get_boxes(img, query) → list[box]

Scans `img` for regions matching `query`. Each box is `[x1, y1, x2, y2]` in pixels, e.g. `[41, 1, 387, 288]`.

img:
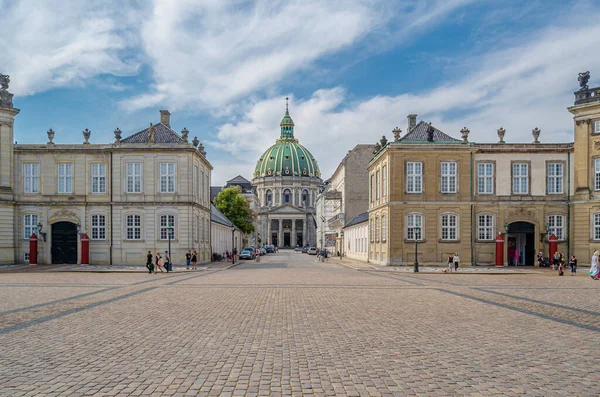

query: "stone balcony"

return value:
[574, 86, 600, 105]
[327, 212, 345, 227]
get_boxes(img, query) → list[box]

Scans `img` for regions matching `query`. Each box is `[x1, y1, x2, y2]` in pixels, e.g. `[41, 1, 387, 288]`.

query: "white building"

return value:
[210, 204, 243, 257]
[342, 212, 369, 261]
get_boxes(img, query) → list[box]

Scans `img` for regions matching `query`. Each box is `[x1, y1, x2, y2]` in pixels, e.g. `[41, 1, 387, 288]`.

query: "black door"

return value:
[52, 222, 78, 264]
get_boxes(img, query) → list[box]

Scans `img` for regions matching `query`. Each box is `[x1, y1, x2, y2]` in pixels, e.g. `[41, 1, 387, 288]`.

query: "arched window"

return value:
[302, 189, 309, 205]
[381, 215, 386, 242]
[283, 189, 291, 203]
[265, 189, 273, 205]
[375, 217, 380, 242]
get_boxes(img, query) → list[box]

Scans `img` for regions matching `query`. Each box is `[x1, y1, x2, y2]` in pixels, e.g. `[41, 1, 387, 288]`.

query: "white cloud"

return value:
[208, 17, 600, 184]
[0, 0, 141, 95]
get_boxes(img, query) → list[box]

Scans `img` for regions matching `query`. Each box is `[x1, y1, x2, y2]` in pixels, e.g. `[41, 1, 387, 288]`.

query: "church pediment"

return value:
[267, 204, 307, 214]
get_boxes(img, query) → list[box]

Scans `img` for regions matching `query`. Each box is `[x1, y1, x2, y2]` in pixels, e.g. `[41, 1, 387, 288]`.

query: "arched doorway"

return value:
[506, 221, 535, 266]
[52, 222, 78, 264]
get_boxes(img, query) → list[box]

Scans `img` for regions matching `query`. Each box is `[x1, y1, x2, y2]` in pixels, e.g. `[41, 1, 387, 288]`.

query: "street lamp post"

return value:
[231, 226, 235, 265]
[167, 222, 174, 271]
[413, 219, 421, 273]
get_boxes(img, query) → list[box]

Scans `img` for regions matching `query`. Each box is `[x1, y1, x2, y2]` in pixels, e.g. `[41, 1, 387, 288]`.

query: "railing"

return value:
[327, 212, 345, 225]
[574, 86, 600, 105]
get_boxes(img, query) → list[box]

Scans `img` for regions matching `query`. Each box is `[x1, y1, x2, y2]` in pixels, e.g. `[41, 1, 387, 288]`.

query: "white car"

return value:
[307, 247, 318, 255]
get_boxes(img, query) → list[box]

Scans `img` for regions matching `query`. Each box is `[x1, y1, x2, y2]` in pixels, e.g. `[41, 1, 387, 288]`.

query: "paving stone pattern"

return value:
[1, 253, 599, 396]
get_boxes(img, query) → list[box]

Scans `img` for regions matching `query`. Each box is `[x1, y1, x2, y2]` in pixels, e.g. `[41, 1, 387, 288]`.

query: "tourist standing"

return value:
[164, 251, 172, 272]
[185, 251, 191, 270]
[552, 251, 560, 270]
[146, 251, 154, 274]
[569, 255, 577, 276]
[447, 255, 453, 272]
[537, 251, 544, 267]
[590, 251, 599, 280]
[191, 251, 197, 269]
[453, 253, 460, 271]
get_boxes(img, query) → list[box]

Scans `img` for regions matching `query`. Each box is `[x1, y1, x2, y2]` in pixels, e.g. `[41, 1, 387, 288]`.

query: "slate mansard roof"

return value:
[343, 212, 369, 228]
[211, 203, 238, 229]
[398, 121, 461, 143]
[121, 122, 185, 144]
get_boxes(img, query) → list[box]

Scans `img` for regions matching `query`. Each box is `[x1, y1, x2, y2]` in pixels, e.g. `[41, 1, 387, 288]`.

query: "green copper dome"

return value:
[254, 102, 321, 179]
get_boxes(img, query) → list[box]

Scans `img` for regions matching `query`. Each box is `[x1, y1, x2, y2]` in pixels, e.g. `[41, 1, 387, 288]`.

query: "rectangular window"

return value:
[126, 163, 142, 193]
[595, 214, 600, 240]
[160, 215, 175, 240]
[57, 163, 73, 193]
[595, 159, 600, 191]
[382, 165, 387, 197]
[205, 175, 209, 202]
[547, 215, 564, 240]
[441, 162, 457, 193]
[370, 219, 374, 242]
[24, 252, 30, 262]
[512, 163, 529, 194]
[375, 218, 379, 241]
[477, 215, 494, 241]
[24, 163, 39, 193]
[196, 215, 200, 242]
[376, 170, 380, 200]
[194, 166, 199, 199]
[381, 215, 386, 242]
[406, 214, 422, 240]
[477, 163, 493, 194]
[370, 174, 375, 203]
[126, 215, 141, 240]
[160, 163, 176, 193]
[547, 163, 563, 194]
[595, 120, 600, 134]
[91, 163, 106, 194]
[406, 162, 423, 193]
[24, 214, 38, 239]
[91, 214, 106, 240]
[441, 214, 457, 240]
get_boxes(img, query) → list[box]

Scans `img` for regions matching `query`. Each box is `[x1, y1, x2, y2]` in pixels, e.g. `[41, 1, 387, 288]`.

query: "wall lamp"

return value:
[37, 223, 47, 242]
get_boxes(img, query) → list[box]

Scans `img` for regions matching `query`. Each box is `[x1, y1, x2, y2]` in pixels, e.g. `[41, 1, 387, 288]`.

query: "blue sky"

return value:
[1, 0, 599, 184]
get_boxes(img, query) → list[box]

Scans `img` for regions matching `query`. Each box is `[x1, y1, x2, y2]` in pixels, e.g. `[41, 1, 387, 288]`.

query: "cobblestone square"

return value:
[1, 253, 599, 396]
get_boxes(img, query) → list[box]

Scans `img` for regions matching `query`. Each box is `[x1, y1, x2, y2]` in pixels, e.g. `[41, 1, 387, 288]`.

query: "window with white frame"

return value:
[91, 163, 106, 193]
[160, 163, 176, 193]
[194, 165, 198, 199]
[595, 159, 600, 191]
[441, 162, 457, 193]
[91, 214, 106, 240]
[477, 214, 494, 241]
[126, 163, 142, 193]
[57, 163, 73, 193]
[512, 163, 529, 194]
[375, 217, 379, 241]
[376, 170, 380, 200]
[382, 165, 387, 197]
[126, 214, 141, 240]
[595, 214, 600, 240]
[24, 214, 38, 239]
[24, 163, 39, 193]
[547, 215, 565, 240]
[205, 175, 209, 201]
[371, 174, 375, 202]
[381, 215, 387, 242]
[406, 162, 423, 193]
[595, 120, 600, 134]
[160, 215, 175, 240]
[406, 214, 422, 240]
[441, 214, 458, 240]
[547, 163, 563, 194]
[477, 163, 493, 194]
[24, 252, 30, 262]
[199, 170, 204, 199]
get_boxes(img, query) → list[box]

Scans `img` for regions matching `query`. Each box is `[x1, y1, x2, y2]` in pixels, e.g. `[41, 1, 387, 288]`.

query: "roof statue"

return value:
[0, 73, 14, 109]
[578, 71, 590, 90]
[0, 74, 9, 90]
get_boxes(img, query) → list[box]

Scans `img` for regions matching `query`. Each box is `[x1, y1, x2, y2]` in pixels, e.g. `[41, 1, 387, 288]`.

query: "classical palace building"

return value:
[368, 73, 600, 266]
[253, 101, 321, 248]
[0, 76, 212, 265]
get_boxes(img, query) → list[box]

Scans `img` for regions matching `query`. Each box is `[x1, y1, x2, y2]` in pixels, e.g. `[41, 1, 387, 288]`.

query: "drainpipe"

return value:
[567, 147, 571, 260]
[470, 150, 475, 266]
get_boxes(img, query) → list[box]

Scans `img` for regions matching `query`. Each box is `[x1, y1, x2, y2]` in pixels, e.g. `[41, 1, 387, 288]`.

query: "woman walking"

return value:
[447, 255, 453, 273]
[453, 253, 460, 271]
[552, 251, 560, 271]
[185, 251, 191, 270]
[146, 250, 154, 274]
[590, 250, 599, 280]
[191, 251, 197, 270]
[155, 252, 165, 273]
[569, 255, 577, 276]
[164, 251, 171, 272]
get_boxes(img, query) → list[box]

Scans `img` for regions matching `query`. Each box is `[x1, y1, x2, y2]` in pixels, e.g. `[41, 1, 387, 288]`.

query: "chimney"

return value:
[160, 110, 171, 127]
[407, 114, 417, 132]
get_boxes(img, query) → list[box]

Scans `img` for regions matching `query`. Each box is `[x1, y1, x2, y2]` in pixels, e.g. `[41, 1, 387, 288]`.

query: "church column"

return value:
[302, 218, 307, 246]
[292, 219, 296, 247]
[278, 219, 283, 248]
[266, 216, 271, 245]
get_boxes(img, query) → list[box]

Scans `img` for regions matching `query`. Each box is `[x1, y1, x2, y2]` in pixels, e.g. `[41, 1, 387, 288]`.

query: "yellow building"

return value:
[368, 72, 600, 266]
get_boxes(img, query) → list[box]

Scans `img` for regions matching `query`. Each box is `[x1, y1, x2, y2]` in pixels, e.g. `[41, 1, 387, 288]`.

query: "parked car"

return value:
[307, 247, 318, 255]
[265, 245, 275, 253]
[301, 247, 308, 253]
[258, 248, 266, 256]
[294, 247, 303, 252]
[239, 248, 255, 260]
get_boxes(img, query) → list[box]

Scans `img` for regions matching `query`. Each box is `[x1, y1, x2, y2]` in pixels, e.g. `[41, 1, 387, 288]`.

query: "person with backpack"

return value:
[146, 251, 154, 274]
[155, 252, 165, 273]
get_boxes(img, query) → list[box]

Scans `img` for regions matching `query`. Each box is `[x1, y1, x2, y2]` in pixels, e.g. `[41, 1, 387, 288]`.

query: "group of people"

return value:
[537, 251, 578, 276]
[144, 250, 199, 274]
[446, 253, 460, 272]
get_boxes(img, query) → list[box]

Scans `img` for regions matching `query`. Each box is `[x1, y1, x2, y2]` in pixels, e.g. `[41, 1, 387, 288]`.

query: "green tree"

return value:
[214, 186, 255, 234]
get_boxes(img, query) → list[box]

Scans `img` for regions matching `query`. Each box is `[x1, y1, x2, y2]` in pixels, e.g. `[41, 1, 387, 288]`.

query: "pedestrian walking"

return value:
[185, 251, 191, 270]
[590, 250, 599, 280]
[552, 251, 560, 270]
[164, 251, 172, 272]
[569, 255, 577, 276]
[447, 255, 453, 272]
[537, 251, 544, 267]
[226, 250, 230, 262]
[155, 252, 165, 273]
[191, 251, 197, 269]
[146, 250, 154, 274]
[453, 253, 460, 271]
